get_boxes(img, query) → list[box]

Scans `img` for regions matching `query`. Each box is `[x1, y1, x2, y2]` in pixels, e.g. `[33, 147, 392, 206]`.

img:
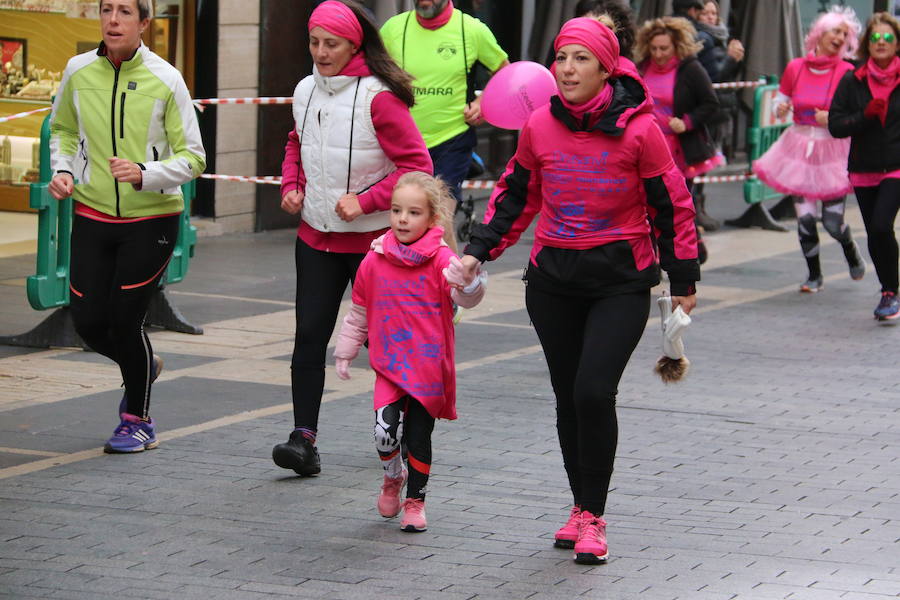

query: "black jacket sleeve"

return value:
[643, 169, 701, 296]
[682, 60, 720, 128]
[696, 31, 721, 82]
[828, 70, 877, 139]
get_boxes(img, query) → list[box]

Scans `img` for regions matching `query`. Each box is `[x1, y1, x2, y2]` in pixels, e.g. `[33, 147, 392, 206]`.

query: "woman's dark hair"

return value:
[338, 0, 416, 107]
[858, 11, 900, 62]
[573, 0, 637, 60]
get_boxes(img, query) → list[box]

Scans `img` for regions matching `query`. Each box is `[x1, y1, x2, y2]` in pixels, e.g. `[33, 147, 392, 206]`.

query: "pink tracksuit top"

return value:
[465, 72, 700, 297]
[352, 228, 459, 420]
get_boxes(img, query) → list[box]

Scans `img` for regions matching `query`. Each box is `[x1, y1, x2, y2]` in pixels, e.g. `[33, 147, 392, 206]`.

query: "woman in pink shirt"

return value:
[830, 12, 900, 321]
[271, 0, 432, 477]
[754, 7, 866, 294]
[458, 17, 699, 565]
[635, 17, 722, 263]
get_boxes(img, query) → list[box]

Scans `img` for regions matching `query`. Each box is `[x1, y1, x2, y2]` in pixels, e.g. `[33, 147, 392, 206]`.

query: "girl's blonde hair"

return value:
[633, 17, 703, 65]
[595, 13, 618, 32]
[394, 171, 453, 228]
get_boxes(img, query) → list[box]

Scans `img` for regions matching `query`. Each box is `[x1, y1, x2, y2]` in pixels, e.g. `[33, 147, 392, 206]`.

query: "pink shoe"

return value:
[554, 505, 582, 549]
[400, 498, 427, 532]
[377, 468, 407, 518]
[574, 510, 608, 564]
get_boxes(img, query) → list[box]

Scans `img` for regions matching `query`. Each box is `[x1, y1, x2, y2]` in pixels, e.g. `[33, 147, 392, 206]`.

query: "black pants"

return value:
[526, 285, 650, 516]
[793, 196, 854, 279]
[855, 180, 900, 294]
[291, 237, 365, 429]
[375, 395, 435, 500]
[429, 127, 476, 205]
[69, 214, 179, 419]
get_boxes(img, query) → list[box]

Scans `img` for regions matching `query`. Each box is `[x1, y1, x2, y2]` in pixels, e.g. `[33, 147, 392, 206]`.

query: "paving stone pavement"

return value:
[0, 184, 898, 599]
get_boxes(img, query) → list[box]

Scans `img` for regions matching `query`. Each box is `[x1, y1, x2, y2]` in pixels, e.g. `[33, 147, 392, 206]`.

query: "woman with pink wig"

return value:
[754, 6, 866, 294]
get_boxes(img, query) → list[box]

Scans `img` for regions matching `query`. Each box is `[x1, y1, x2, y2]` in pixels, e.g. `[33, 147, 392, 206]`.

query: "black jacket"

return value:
[649, 56, 720, 166]
[675, 13, 720, 80]
[829, 65, 900, 174]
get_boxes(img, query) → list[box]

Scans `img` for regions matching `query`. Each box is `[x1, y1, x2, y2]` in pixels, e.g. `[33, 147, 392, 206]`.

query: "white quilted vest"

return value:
[292, 67, 394, 233]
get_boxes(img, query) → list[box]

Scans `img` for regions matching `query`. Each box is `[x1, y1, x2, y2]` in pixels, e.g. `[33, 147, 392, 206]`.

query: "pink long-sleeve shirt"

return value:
[341, 227, 483, 419]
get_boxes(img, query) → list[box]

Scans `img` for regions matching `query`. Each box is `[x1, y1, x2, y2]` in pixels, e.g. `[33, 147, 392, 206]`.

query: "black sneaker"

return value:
[845, 241, 866, 281]
[272, 430, 321, 476]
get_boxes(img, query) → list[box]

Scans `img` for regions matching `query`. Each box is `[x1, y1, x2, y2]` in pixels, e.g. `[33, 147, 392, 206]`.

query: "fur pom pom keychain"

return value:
[654, 294, 692, 383]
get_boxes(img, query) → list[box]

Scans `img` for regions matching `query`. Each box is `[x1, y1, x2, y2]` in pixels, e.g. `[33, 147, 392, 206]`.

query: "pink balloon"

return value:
[480, 61, 557, 130]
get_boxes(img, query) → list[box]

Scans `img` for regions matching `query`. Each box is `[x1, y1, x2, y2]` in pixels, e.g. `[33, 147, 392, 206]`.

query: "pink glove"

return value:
[443, 256, 475, 288]
[334, 303, 367, 380]
[335, 358, 352, 380]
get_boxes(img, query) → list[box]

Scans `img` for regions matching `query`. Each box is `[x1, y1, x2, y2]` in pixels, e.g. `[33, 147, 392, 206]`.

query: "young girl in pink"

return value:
[333, 172, 486, 532]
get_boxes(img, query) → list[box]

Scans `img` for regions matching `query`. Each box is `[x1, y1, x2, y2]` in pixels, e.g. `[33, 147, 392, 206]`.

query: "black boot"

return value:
[693, 189, 720, 232]
[696, 226, 708, 265]
[272, 430, 321, 476]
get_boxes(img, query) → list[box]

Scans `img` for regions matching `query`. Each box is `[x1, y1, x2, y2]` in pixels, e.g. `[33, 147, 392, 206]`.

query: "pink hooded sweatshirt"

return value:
[334, 227, 484, 419]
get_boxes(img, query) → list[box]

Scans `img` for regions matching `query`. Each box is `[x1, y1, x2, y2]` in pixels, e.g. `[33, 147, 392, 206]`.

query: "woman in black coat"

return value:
[829, 12, 900, 322]
[636, 17, 721, 263]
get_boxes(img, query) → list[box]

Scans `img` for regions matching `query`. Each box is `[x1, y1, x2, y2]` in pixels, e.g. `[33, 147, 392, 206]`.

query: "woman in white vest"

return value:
[272, 0, 432, 476]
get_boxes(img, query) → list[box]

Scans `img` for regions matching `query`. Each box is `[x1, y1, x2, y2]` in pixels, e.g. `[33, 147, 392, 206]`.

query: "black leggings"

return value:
[69, 214, 179, 419]
[855, 180, 900, 294]
[374, 395, 435, 500]
[794, 196, 855, 279]
[291, 237, 365, 429]
[526, 284, 650, 516]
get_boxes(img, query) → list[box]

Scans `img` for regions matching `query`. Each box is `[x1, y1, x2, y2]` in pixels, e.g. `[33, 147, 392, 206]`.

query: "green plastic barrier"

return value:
[164, 178, 198, 285]
[724, 75, 791, 231]
[743, 75, 791, 206]
[26, 112, 199, 311]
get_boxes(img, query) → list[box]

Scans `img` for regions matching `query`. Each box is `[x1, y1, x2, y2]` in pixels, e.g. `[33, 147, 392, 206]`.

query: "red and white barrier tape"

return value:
[2, 84, 765, 123]
[200, 174, 282, 185]
[201, 173, 753, 187]
[711, 80, 766, 90]
[692, 173, 752, 184]
[0, 106, 52, 124]
[193, 97, 293, 106]
[461, 180, 495, 190]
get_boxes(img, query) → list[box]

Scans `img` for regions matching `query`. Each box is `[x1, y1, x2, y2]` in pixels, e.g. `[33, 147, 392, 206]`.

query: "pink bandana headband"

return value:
[554, 17, 620, 74]
[308, 0, 363, 48]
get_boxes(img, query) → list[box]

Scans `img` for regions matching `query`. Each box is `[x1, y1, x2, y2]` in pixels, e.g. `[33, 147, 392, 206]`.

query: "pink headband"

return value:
[554, 17, 620, 74]
[308, 1, 363, 48]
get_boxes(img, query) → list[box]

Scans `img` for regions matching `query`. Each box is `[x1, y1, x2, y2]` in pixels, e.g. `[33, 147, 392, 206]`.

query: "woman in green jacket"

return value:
[48, 0, 205, 453]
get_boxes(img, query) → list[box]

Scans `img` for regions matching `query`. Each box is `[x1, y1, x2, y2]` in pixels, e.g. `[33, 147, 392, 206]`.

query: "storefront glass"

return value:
[0, 1, 195, 210]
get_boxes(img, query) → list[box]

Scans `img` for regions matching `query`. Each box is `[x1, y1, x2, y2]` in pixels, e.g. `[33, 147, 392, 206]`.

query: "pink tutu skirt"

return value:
[664, 134, 726, 180]
[685, 152, 726, 179]
[753, 125, 852, 199]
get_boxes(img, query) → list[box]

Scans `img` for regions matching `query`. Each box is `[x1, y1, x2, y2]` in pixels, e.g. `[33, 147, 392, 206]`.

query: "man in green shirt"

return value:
[382, 0, 509, 251]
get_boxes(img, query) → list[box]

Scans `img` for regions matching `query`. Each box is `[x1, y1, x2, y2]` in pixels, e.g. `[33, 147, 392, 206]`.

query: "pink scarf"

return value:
[337, 51, 371, 77]
[646, 55, 679, 75]
[308, 0, 363, 47]
[866, 56, 900, 124]
[803, 51, 842, 71]
[416, 0, 454, 30]
[558, 82, 614, 122]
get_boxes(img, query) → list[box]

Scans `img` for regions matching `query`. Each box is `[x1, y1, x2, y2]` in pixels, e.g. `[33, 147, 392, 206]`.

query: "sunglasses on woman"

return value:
[870, 32, 896, 43]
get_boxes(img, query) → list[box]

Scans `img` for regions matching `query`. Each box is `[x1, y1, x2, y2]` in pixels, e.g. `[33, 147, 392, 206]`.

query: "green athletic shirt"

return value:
[381, 10, 508, 148]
